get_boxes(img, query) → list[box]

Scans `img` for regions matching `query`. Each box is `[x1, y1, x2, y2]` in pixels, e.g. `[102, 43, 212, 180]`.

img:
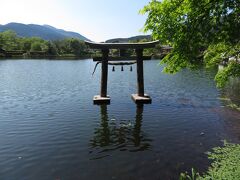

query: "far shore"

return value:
[0, 55, 92, 60]
[0, 55, 165, 60]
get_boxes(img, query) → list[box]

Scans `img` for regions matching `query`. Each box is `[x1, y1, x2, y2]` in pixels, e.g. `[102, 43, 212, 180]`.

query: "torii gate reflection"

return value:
[89, 105, 152, 159]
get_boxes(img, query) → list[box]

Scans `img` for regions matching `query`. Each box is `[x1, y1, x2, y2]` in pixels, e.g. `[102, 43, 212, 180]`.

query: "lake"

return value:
[0, 59, 239, 180]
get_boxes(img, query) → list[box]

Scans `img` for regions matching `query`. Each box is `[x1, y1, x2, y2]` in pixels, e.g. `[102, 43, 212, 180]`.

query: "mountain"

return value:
[0, 23, 90, 41]
[105, 35, 151, 43]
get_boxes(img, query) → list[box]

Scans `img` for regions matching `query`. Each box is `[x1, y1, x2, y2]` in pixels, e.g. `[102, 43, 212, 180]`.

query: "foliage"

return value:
[45, 41, 58, 56]
[204, 42, 240, 87]
[180, 142, 240, 180]
[215, 61, 240, 87]
[53, 38, 88, 56]
[31, 41, 43, 51]
[141, 0, 240, 86]
[69, 38, 87, 56]
[180, 168, 201, 180]
[0, 30, 88, 57]
[0, 30, 20, 50]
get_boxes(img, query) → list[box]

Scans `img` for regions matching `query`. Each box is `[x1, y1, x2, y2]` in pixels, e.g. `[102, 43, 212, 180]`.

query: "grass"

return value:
[180, 142, 240, 180]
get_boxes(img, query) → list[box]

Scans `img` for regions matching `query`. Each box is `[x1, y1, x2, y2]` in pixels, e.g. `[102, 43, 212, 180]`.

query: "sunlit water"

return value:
[0, 59, 239, 180]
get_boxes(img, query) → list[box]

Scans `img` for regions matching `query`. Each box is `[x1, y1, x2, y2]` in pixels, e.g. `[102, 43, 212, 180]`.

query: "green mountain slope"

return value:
[0, 23, 90, 41]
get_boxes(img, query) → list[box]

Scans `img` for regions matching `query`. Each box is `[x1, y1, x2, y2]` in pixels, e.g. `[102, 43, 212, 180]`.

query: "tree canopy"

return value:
[141, 0, 240, 87]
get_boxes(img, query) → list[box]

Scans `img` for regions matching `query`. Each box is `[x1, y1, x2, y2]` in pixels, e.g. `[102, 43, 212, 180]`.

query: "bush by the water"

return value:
[180, 142, 240, 180]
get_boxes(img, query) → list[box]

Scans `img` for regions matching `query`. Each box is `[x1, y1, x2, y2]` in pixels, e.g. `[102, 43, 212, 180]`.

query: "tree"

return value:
[44, 41, 58, 56]
[30, 41, 42, 51]
[28, 37, 47, 52]
[54, 39, 72, 54]
[20, 38, 32, 51]
[69, 38, 87, 56]
[0, 30, 20, 50]
[140, 0, 240, 87]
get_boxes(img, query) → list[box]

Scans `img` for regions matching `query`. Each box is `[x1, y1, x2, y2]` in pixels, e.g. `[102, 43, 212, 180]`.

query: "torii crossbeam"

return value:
[85, 40, 159, 105]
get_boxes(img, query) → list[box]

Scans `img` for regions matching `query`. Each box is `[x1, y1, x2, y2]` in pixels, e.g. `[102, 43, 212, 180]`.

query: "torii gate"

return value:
[85, 40, 159, 105]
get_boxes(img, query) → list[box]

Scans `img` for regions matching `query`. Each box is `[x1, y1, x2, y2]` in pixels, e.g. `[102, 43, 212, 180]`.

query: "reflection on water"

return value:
[90, 105, 151, 159]
[222, 78, 240, 106]
[217, 78, 240, 141]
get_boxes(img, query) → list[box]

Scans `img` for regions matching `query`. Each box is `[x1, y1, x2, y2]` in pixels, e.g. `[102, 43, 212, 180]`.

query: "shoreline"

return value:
[0, 55, 92, 60]
[0, 55, 164, 60]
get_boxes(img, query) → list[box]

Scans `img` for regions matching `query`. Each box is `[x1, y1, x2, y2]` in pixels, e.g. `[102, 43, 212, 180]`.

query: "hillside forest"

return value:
[0, 30, 89, 58]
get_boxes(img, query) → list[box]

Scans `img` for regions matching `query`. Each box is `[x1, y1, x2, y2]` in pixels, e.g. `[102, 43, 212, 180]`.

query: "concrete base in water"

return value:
[131, 94, 152, 104]
[93, 95, 110, 105]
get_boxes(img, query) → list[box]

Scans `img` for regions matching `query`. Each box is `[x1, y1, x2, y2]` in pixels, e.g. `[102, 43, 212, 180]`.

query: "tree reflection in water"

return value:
[218, 78, 240, 142]
[222, 78, 240, 106]
[89, 105, 152, 159]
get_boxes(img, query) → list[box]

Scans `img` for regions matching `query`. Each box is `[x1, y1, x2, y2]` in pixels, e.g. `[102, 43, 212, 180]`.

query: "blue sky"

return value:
[0, 0, 151, 41]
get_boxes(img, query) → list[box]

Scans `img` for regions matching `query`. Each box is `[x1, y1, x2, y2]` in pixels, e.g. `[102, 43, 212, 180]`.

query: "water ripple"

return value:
[0, 60, 239, 180]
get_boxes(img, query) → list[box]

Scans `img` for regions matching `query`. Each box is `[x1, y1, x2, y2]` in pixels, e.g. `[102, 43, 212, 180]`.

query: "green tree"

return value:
[69, 38, 87, 56]
[20, 38, 32, 51]
[0, 33, 3, 49]
[45, 41, 58, 55]
[30, 41, 42, 51]
[0, 30, 20, 50]
[141, 0, 240, 87]
[53, 39, 72, 54]
[28, 37, 46, 52]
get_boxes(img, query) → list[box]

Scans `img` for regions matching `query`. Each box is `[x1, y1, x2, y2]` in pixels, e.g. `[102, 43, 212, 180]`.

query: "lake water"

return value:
[0, 59, 239, 180]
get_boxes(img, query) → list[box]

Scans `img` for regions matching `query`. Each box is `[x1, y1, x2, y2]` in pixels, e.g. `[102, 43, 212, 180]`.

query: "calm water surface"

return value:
[0, 59, 239, 180]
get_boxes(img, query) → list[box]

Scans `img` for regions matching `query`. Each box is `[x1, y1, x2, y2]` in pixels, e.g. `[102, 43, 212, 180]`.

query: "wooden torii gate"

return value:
[85, 40, 159, 104]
